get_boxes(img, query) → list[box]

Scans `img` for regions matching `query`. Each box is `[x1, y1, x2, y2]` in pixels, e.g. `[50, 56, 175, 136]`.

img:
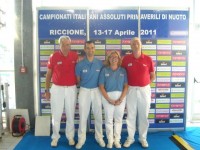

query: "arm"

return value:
[99, 84, 115, 105]
[150, 71, 156, 82]
[75, 61, 81, 86]
[115, 83, 128, 105]
[76, 76, 81, 86]
[45, 68, 52, 100]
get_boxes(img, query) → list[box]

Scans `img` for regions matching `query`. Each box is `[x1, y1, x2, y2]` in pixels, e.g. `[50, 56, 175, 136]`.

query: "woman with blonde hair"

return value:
[99, 51, 128, 149]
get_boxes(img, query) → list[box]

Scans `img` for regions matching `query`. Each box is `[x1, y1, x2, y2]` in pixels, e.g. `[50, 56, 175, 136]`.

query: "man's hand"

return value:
[45, 92, 51, 101]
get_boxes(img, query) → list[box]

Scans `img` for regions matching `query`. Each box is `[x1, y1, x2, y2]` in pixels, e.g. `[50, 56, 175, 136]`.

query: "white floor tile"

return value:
[0, 130, 22, 150]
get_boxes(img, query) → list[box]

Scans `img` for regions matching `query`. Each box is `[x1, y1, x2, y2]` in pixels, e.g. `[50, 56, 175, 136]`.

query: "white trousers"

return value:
[102, 91, 126, 143]
[78, 87, 103, 143]
[126, 85, 151, 142]
[50, 84, 77, 140]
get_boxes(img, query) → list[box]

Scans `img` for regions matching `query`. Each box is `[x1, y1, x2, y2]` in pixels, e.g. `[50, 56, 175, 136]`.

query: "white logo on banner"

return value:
[170, 109, 184, 113]
[171, 88, 185, 92]
[171, 98, 184, 103]
[172, 67, 186, 71]
[156, 109, 170, 113]
[170, 119, 183, 123]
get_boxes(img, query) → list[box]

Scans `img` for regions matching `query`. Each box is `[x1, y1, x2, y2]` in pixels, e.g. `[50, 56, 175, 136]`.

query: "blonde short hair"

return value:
[105, 51, 122, 67]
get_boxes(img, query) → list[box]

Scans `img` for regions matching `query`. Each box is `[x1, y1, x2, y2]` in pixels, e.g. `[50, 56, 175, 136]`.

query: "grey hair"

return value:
[58, 36, 71, 44]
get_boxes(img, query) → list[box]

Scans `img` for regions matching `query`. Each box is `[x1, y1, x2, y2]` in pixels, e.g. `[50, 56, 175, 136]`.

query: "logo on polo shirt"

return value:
[128, 63, 132, 66]
[83, 69, 88, 73]
[120, 73, 124, 76]
[57, 61, 62, 65]
[143, 64, 147, 67]
[105, 73, 109, 77]
[72, 61, 76, 63]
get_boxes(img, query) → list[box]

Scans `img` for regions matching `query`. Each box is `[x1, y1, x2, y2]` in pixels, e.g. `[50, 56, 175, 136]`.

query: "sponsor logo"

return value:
[151, 93, 155, 98]
[157, 61, 171, 66]
[172, 67, 186, 71]
[157, 78, 171, 82]
[172, 40, 187, 45]
[172, 45, 186, 50]
[157, 50, 171, 55]
[71, 39, 85, 44]
[171, 83, 185, 88]
[172, 56, 186, 61]
[171, 98, 184, 103]
[156, 93, 170, 98]
[171, 77, 185, 82]
[157, 45, 171, 50]
[172, 72, 185, 77]
[149, 109, 155, 113]
[170, 119, 183, 123]
[170, 109, 184, 113]
[172, 51, 186, 56]
[156, 83, 171, 87]
[171, 104, 184, 108]
[156, 88, 170, 93]
[151, 98, 156, 103]
[121, 39, 131, 44]
[156, 109, 170, 113]
[171, 88, 185, 93]
[156, 114, 169, 118]
[151, 103, 155, 109]
[170, 113, 183, 118]
[156, 104, 170, 109]
[148, 119, 155, 124]
[156, 98, 170, 103]
[155, 119, 169, 123]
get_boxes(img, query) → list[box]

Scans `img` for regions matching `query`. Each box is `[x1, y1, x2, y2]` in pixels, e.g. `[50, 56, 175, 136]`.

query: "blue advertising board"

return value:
[37, 8, 189, 130]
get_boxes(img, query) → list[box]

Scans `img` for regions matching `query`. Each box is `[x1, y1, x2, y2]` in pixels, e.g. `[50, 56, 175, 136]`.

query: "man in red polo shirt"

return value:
[45, 36, 78, 147]
[122, 37, 155, 148]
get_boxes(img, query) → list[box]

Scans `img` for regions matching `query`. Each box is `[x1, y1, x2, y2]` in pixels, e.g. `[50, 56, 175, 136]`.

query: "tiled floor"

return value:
[0, 130, 22, 150]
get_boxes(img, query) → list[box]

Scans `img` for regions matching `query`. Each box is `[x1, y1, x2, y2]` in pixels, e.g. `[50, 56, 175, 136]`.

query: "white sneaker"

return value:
[107, 142, 113, 149]
[51, 139, 58, 147]
[69, 139, 75, 146]
[75, 142, 84, 149]
[123, 139, 134, 148]
[114, 141, 121, 148]
[140, 140, 149, 148]
[97, 138, 105, 147]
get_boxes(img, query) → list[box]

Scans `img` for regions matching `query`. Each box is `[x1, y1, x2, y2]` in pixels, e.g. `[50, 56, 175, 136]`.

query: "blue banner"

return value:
[140, 10, 189, 38]
[37, 8, 189, 130]
[38, 10, 87, 38]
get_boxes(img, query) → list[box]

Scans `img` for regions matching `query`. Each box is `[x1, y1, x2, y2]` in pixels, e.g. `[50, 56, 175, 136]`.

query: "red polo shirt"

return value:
[47, 50, 78, 86]
[122, 53, 154, 87]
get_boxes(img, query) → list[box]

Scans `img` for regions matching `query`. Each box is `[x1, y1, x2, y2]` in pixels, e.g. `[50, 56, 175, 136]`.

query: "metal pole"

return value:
[0, 79, 2, 138]
[138, 6, 141, 39]
[4, 83, 9, 131]
[21, 0, 24, 67]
